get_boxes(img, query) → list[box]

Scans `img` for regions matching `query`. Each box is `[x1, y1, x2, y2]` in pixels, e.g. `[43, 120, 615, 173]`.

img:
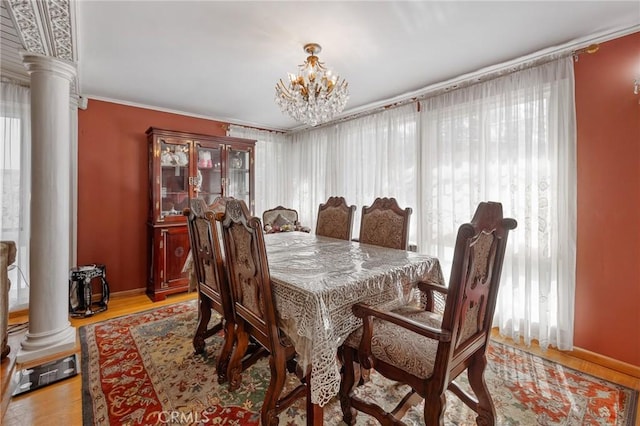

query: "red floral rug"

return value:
[81, 301, 638, 425]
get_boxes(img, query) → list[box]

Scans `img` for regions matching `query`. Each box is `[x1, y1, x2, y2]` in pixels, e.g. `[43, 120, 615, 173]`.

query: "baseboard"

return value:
[570, 346, 640, 380]
[8, 288, 149, 320]
[109, 288, 146, 298]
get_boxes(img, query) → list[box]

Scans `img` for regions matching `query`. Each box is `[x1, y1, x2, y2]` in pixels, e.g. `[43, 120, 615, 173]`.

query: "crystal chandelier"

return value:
[275, 43, 349, 126]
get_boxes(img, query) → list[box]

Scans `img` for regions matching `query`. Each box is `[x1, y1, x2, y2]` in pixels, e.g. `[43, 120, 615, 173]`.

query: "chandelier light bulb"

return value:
[275, 43, 349, 126]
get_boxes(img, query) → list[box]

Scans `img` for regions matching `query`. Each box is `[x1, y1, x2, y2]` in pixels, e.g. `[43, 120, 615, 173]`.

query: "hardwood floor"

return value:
[1, 291, 639, 425]
[1, 291, 196, 426]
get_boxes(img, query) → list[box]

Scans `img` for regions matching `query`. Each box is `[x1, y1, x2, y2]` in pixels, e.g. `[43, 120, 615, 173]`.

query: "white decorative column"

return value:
[17, 53, 77, 363]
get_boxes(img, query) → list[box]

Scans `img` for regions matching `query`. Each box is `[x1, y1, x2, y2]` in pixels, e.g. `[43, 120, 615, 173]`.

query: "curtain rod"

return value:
[287, 25, 638, 134]
[299, 47, 579, 132]
[227, 123, 287, 136]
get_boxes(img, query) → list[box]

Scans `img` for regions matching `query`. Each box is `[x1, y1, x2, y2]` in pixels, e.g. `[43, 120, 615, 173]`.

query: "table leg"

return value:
[306, 375, 324, 425]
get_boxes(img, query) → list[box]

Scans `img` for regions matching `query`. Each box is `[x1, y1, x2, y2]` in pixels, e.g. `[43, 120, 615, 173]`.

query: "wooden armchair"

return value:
[339, 201, 517, 425]
[358, 197, 412, 250]
[219, 199, 308, 425]
[315, 196, 357, 240]
[262, 206, 310, 233]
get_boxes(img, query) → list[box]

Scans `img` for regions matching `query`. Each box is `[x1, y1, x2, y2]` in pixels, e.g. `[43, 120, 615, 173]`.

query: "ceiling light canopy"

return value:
[275, 43, 349, 127]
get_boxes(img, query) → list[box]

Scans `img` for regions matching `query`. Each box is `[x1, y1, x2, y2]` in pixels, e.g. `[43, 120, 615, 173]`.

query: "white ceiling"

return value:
[5, 1, 640, 131]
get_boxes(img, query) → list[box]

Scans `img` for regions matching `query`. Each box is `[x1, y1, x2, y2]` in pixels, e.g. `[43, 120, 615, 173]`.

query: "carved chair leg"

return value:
[261, 352, 287, 426]
[227, 321, 250, 391]
[216, 320, 236, 384]
[193, 295, 213, 354]
[357, 366, 371, 386]
[467, 354, 496, 426]
[423, 391, 447, 426]
[339, 346, 357, 425]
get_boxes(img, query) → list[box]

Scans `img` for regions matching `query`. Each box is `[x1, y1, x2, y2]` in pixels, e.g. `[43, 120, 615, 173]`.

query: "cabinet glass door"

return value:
[195, 143, 223, 205]
[160, 140, 189, 218]
[227, 148, 251, 209]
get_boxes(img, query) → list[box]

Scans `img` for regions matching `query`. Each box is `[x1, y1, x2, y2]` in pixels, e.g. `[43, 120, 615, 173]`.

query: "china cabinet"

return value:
[146, 127, 255, 301]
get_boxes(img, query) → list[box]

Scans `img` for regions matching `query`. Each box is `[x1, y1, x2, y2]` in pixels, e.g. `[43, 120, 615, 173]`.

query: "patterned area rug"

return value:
[81, 301, 638, 425]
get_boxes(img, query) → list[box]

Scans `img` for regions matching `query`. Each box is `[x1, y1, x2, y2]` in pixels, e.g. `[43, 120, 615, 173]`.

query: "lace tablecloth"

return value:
[264, 232, 444, 406]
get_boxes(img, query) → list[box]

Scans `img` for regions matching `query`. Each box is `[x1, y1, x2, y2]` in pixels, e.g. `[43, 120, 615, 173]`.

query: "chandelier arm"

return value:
[276, 80, 294, 98]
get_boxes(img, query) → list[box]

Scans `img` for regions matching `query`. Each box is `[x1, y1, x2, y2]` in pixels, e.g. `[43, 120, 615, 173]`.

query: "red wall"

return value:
[77, 101, 227, 294]
[574, 31, 640, 367]
[77, 31, 640, 366]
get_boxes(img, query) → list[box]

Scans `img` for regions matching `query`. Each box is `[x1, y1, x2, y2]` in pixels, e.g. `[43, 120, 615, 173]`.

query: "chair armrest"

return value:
[352, 302, 451, 343]
[418, 281, 448, 313]
[418, 281, 448, 295]
[352, 302, 451, 370]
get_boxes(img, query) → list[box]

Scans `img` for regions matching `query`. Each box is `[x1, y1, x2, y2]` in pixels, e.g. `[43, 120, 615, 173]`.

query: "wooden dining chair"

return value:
[183, 197, 230, 293]
[219, 199, 308, 425]
[183, 198, 235, 383]
[184, 197, 265, 385]
[339, 201, 517, 425]
[262, 205, 310, 233]
[358, 197, 412, 250]
[315, 196, 357, 240]
[352, 197, 413, 384]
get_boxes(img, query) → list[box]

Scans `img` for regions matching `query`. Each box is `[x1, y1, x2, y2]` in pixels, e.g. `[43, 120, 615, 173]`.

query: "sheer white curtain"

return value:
[289, 104, 420, 240]
[419, 57, 576, 350]
[1, 81, 31, 311]
[227, 125, 292, 217]
[232, 57, 576, 350]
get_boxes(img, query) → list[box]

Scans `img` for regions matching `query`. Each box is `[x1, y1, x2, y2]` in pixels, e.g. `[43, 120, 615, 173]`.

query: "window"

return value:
[1, 82, 31, 311]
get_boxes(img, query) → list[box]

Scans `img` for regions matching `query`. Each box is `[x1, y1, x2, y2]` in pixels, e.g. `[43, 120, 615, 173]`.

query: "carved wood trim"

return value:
[6, 0, 75, 61]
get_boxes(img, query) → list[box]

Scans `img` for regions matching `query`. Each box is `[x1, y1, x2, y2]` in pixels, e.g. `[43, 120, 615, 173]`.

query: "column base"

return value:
[16, 325, 76, 364]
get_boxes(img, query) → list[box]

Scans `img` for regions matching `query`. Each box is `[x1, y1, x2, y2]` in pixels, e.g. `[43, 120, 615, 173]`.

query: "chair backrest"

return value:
[219, 199, 281, 352]
[208, 196, 230, 215]
[183, 198, 233, 320]
[358, 197, 412, 250]
[262, 206, 299, 229]
[438, 201, 517, 372]
[315, 196, 357, 240]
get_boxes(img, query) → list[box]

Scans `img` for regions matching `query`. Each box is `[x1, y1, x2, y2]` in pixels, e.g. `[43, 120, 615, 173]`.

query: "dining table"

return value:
[263, 231, 445, 424]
